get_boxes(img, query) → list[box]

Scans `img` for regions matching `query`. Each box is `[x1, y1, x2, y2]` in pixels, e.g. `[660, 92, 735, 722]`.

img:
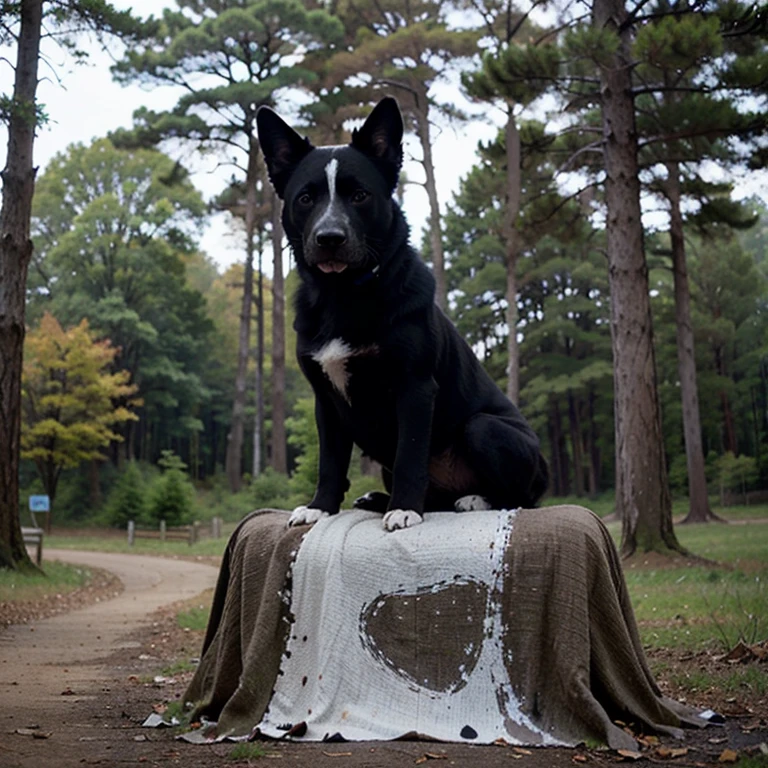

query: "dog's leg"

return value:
[289, 389, 353, 527]
[461, 413, 549, 509]
[382, 377, 437, 531]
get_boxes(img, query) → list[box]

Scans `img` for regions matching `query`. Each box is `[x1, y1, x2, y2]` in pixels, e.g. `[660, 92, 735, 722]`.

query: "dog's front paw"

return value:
[382, 509, 423, 531]
[288, 506, 329, 527]
[454, 494, 493, 512]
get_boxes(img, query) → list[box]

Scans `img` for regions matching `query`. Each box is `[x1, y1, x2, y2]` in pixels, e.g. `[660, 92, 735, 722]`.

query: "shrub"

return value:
[147, 451, 195, 526]
[252, 467, 294, 510]
[104, 462, 148, 528]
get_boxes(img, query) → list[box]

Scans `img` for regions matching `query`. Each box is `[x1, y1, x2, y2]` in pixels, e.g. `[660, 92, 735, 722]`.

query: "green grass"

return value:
[625, 565, 766, 652]
[664, 664, 768, 696]
[228, 743, 267, 760]
[177, 604, 211, 631]
[675, 521, 768, 566]
[45, 532, 231, 558]
[161, 659, 198, 676]
[0, 561, 96, 603]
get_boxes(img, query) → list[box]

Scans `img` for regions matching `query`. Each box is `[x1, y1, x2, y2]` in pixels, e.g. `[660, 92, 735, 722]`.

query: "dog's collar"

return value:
[353, 264, 380, 287]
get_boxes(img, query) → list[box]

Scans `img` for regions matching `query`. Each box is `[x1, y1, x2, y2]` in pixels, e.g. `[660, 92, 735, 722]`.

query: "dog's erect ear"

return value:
[256, 106, 313, 199]
[351, 97, 403, 192]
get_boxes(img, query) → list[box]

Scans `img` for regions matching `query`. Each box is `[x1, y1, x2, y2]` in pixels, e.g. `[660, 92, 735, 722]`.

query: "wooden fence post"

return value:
[127, 520, 135, 546]
[212, 516, 222, 539]
[160, 519, 167, 542]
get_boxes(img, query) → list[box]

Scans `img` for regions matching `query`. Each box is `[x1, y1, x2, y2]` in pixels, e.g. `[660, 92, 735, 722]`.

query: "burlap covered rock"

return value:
[183, 506, 709, 749]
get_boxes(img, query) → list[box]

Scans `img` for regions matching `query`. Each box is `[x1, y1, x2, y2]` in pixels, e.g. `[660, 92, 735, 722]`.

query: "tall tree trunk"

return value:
[568, 392, 585, 497]
[252, 241, 265, 479]
[270, 192, 287, 474]
[412, 99, 446, 310]
[593, 0, 683, 556]
[504, 110, 521, 404]
[587, 388, 600, 496]
[0, 0, 43, 571]
[225, 141, 259, 492]
[665, 162, 718, 524]
[714, 343, 737, 455]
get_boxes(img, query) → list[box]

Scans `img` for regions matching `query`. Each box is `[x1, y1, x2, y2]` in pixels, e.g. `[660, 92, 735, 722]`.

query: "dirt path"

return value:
[0, 550, 217, 767]
[1, 550, 765, 768]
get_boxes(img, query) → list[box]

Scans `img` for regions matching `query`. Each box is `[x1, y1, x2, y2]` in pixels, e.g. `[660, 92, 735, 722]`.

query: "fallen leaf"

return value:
[322, 752, 352, 758]
[152, 703, 167, 714]
[616, 749, 643, 761]
[513, 747, 533, 755]
[718, 749, 738, 763]
[656, 746, 689, 758]
[572, 755, 588, 763]
[708, 737, 728, 745]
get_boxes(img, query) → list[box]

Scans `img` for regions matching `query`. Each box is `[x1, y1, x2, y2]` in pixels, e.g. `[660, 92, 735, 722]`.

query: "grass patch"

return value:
[664, 664, 768, 697]
[45, 533, 230, 559]
[161, 659, 198, 677]
[625, 564, 766, 652]
[177, 604, 211, 632]
[228, 743, 267, 760]
[0, 561, 95, 603]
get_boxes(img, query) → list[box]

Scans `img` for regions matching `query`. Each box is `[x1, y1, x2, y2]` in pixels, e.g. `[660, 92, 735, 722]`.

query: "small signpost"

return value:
[29, 494, 51, 532]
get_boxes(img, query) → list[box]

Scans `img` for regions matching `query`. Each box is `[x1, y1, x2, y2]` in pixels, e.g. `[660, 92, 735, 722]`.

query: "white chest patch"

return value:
[312, 338, 378, 402]
[312, 338, 353, 400]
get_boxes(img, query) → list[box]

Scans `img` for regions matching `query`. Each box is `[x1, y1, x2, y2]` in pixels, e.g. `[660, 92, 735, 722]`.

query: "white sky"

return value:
[0, 0, 499, 273]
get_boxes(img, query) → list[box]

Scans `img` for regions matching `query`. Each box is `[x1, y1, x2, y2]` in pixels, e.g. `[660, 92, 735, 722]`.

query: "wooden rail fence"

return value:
[127, 517, 223, 546]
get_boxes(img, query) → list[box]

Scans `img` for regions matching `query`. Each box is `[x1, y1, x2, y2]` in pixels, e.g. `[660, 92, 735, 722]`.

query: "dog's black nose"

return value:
[316, 228, 347, 249]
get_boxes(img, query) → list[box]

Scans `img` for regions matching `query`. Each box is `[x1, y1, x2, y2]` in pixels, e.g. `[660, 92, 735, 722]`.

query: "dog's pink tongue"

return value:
[318, 261, 348, 274]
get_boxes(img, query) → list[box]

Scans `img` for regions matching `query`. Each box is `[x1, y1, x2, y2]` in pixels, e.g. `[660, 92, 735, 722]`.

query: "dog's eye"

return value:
[351, 189, 370, 204]
[297, 192, 313, 207]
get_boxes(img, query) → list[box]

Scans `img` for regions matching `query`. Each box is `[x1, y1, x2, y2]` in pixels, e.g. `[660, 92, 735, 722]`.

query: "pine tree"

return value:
[0, 0, 145, 571]
[461, 0, 559, 402]
[633, 4, 767, 522]
[326, 0, 479, 308]
[111, 0, 343, 489]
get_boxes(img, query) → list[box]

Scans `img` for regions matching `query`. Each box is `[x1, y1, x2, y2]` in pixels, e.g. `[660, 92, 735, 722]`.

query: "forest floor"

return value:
[0, 546, 766, 768]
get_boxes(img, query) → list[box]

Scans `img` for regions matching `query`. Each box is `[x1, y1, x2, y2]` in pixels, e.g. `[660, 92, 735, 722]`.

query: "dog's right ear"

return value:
[256, 106, 313, 199]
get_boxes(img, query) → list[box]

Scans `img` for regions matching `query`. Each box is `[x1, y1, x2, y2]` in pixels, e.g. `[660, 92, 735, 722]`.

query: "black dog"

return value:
[256, 97, 548, 531]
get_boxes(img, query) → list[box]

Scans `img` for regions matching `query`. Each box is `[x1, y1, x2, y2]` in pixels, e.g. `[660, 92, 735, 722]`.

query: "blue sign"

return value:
[29, 495, 50, 512]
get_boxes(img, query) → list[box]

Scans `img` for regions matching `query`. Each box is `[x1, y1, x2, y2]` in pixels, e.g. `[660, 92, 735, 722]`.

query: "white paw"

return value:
[454, 495, 492, 512]
[288, 506, 329, 527]
[382, 509, 423, 531]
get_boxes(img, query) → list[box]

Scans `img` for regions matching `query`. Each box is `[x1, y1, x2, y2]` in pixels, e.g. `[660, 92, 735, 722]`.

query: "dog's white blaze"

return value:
[314, 157, 340, 230]
[313, 337, 352, 399]
[325, 157, 338, 203]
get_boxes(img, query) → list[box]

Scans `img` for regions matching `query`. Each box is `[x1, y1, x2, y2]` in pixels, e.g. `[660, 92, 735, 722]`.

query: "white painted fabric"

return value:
[257, 509, 563, 745]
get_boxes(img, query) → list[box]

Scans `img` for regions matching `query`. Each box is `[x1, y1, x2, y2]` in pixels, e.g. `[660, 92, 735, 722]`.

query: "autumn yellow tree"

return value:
[21, 313, 139, 527]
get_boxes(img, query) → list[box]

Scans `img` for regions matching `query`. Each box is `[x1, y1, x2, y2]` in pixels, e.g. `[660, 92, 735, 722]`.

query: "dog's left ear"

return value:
[351, 97, 404, 192]
[256, 106, 313, 199]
